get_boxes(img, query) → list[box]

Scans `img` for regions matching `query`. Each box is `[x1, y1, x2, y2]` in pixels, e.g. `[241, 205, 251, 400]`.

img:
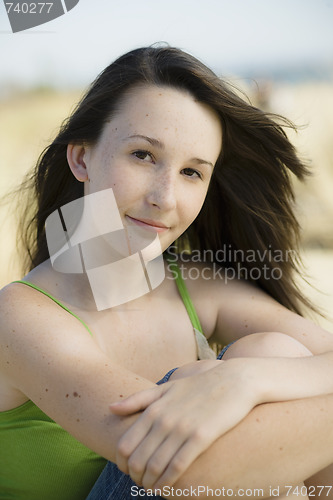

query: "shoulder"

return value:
[176, 260, 328, 353]
[170, 259, 295, 343]
[0, 281, 89, 410]
[167, 258, 262, 338]
[0, 280, 91, 337]
[0, 280, 95, 385]
[0, 281, 44, 332]
[169, 257, 261, 302]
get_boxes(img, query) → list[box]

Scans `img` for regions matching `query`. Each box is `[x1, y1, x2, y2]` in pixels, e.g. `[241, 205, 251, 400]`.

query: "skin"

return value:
[138, 337, 312, 500]
[112, 332, 333, 492]
[68, 84, 222, 246]
[1, 84, 333, 499]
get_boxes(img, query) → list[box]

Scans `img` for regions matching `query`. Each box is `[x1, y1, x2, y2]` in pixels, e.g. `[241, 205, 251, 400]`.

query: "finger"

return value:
[116, 410, 155, 473]
[152, 425, 216, 490]
[110, 385, 167, 415]
[127, 415, 178, 485]
[151, 404, 249, 490]
[116, 400, 172, 474]
[141, 423, 191, 489]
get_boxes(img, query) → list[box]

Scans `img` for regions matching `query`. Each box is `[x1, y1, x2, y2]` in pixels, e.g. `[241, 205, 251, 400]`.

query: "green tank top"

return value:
[1, 261, 211, 499]
[0, 282, 106, 500]
[0, 400, 106, 500]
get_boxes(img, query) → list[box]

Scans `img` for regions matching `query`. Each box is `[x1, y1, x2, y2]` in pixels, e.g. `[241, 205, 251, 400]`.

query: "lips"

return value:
[126, 215, 169, 233]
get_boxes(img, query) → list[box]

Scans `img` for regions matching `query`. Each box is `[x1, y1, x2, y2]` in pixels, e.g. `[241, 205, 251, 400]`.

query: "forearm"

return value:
[254, 351, 333, 404]
[112, 352, 333, 493]
[170, 352, 333, 404]
[172, 394, 333, 499]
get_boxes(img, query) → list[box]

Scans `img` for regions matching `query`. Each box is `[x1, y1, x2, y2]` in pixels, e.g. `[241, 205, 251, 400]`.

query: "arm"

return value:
[111, 272, 333, 490]
[113, 381, 333, 499]
[208, 275, 333, 354]
[176, 262, 333, 354]
[2, 283, 333, 499]
[0, 283, 156, 461]
[112, 348, 333, 489]
[173, 393, 333, 499]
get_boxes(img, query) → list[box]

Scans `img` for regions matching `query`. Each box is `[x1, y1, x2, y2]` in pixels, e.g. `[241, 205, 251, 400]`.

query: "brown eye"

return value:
[182, 167, 201, 179]
[133, 150, 154, 162]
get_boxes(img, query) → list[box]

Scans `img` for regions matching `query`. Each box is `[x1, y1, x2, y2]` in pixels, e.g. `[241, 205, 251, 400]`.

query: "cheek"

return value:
[181, 188, 208, 226]
[110, 176, 143, 211]
[89, 158, 127, 194]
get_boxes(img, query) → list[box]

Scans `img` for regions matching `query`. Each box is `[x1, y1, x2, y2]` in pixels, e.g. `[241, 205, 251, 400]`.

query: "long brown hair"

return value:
[19, 45, 312, 315]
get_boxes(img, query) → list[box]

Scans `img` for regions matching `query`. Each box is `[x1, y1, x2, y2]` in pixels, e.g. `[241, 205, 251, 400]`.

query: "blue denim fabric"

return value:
[156, 367, 179, 385]
[86, 461, 164, 500]
[86, 343, 235, 499]
[217, 341, 236, 359]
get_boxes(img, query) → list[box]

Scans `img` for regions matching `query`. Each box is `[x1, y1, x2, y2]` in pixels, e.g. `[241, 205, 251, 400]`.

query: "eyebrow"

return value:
[124, 134, 164, 149]
[124, 134, 214, 169]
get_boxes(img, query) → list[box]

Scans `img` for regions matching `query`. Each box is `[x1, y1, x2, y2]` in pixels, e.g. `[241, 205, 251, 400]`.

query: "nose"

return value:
[146, 169, 177, 211]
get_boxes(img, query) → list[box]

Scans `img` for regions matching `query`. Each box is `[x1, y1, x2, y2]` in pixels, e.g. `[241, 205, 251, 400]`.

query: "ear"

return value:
[67, 144, 89, 182]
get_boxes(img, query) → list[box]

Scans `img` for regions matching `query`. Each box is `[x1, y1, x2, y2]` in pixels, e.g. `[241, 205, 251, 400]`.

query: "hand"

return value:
[109, 358, 261, 490]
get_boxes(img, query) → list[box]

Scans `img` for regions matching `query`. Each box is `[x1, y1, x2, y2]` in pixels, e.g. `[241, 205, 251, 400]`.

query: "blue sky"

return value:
[0, 0, 333, 89]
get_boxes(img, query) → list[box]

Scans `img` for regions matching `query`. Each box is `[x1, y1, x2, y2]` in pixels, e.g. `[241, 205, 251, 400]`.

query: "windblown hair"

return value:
[19, 45, 312, 315]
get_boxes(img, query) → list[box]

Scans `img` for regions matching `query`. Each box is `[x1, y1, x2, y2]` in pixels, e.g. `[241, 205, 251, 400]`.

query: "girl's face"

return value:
[68, 85, 222, 253]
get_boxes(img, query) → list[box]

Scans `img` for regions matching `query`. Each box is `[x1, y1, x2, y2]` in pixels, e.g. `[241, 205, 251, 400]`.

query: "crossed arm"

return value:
[110, 341, 333, 495]
[109, 277, 333, 495]
[1, 282, 333, 499]
[173, 393, 333, 498]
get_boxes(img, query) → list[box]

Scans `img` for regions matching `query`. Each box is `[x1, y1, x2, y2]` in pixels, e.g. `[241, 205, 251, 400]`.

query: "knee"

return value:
[223, 332, 312, 360]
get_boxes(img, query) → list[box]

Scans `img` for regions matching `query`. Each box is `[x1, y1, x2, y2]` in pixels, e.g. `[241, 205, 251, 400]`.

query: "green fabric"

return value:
[0, 400, 106, 500]
[1, 282, 105, 499]
[166, 258, 204, 334]
[12, 280, 93, 337]
[2, 267, 202, 498]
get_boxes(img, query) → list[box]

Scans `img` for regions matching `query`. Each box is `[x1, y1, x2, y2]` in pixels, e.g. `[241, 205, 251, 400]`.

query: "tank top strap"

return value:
[165, 257, 204, 334]
[12, 280, 93, 337]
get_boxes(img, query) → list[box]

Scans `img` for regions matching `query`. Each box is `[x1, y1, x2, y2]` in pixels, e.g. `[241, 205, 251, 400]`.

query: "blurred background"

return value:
[1, 0, 332, 330]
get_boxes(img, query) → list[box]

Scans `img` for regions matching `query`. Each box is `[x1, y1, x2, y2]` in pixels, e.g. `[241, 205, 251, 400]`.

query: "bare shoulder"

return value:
[0, 280, 93, 346]
[0, 280, 155, 460]
[171, 260, 331, 352]
[0, 281, 94, 408]
[168, 259, 266, 340]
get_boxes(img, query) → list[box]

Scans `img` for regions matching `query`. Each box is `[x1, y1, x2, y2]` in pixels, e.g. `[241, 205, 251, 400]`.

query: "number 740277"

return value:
[5, 3, 53, 14]
[285, 486, 332, 497]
